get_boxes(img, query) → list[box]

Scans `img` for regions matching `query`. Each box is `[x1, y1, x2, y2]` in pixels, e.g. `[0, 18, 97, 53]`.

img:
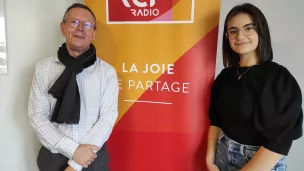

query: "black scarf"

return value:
[48, 43, 96, 124]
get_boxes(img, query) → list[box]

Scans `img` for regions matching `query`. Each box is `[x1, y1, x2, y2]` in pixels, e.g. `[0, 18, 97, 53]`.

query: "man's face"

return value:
[60, 7, 96, 52]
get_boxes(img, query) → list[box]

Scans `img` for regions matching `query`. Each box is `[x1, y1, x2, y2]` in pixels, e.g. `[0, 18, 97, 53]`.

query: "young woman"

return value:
[206, 3, 303, 171]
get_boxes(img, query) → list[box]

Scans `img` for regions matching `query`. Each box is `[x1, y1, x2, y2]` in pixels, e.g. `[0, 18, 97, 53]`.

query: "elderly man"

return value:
[28, 3, 118, 171]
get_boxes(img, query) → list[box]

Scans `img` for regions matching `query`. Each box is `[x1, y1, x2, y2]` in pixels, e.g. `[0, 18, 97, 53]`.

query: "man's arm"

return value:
[68, 66, 119, 170]
[29, 63, 99, 170]
[28, 63, 80, 159]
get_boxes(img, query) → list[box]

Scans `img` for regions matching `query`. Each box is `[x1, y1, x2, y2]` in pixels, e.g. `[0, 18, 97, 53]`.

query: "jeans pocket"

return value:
[217, 131, 225, 144]
[243, 146, 259, 161]
[215, 137, 229, 171]
[271, 165, 287, 171]
[271, 157, 287, 171]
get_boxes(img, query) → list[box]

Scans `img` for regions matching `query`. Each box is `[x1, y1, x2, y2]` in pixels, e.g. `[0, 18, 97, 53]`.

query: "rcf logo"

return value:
[107, 0, 194, 24]
[122, 0, 159, 17]
[122, 0, 155, 7]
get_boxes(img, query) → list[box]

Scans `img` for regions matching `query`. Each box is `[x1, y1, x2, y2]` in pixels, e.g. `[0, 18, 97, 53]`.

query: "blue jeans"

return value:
[215, 131, 287, 171]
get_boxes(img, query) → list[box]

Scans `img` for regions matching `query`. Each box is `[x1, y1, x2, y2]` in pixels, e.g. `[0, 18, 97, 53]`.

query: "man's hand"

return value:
[72, 144, 100, 168]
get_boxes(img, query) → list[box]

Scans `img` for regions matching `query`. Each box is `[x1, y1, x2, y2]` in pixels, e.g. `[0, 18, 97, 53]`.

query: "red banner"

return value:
[85, 0, 220, 170]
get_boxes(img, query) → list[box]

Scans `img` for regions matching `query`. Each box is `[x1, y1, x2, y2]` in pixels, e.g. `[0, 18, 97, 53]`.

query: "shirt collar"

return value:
[54, 57, 60, 63]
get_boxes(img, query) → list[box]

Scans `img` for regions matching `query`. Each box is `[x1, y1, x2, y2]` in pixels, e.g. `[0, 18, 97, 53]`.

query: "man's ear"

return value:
[60, 22, 65, 36]
[92, 30, 96, 40]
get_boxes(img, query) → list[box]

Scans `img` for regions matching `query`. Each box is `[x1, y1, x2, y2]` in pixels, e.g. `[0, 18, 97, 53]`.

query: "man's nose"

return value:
[76, 22, 84, 31]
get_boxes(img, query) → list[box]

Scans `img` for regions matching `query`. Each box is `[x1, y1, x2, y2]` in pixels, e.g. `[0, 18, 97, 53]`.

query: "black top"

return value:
[209, 61, 303, 155]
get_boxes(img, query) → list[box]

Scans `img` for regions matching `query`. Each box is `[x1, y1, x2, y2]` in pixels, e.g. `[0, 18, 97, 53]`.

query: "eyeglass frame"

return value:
[63, 18, 96, 31]
[225, 23, 257, 39]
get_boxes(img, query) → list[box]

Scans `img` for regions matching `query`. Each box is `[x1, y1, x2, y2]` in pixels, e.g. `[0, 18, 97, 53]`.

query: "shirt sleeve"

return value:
[209, 68, 227, 127]
[28, 62, 80, 160]
[254, 65, 303, 155]
[68, 66, 119, 170]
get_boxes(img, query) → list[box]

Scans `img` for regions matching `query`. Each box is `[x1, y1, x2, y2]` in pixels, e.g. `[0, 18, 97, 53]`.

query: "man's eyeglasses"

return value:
[226, 24, 256, 39]
[64, 19, 95, 30]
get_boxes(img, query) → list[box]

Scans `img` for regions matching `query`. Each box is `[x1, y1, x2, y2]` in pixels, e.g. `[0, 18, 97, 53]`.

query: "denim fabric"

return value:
[215, 131, 287, 171]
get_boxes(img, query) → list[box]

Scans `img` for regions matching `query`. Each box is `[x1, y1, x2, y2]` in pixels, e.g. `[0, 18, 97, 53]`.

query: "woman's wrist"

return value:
[206, 151, 215, 164]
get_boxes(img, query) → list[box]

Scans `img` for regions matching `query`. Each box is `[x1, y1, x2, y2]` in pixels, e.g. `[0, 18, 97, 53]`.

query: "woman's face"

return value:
[226, 13, 259, 56]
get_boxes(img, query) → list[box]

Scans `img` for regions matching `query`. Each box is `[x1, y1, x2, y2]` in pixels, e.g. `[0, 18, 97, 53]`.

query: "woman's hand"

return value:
[206, 126, 221, 171]
[206, 161, 220, 171]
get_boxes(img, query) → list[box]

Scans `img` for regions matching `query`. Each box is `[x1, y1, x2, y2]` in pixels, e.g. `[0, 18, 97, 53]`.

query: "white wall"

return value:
[216, 1, 304, 171]
[0, 0, 81, 170]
